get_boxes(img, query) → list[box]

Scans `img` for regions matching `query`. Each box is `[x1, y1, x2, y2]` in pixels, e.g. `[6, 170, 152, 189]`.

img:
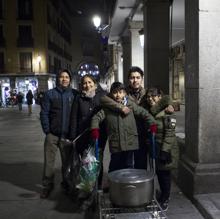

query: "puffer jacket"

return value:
[100, 91, 171, 148]
[91, 97, 155, 153]
[150, 109, 179, 170]
[40, 86, 78, 138]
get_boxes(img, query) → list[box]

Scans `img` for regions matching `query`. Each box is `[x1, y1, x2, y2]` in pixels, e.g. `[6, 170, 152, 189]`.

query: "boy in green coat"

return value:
[90, 82, 157, 172]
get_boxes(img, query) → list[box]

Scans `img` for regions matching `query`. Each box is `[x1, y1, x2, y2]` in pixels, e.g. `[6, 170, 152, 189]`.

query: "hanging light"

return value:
[139, 28, 144, 48]
[36, 55, 42, 64]
[92, 15, 101, 29]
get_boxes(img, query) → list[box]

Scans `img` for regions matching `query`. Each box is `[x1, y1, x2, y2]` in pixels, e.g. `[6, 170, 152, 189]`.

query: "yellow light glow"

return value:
[36, 55, 42, 63]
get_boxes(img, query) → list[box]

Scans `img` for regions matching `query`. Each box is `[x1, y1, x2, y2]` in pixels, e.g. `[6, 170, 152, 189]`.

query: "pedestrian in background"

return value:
[26, 90, 34, 115]
[40, 69, 78, 199]
[16, 91, 24, 111]
[37, 91, 44, 107]
[144, 87, 179, 211]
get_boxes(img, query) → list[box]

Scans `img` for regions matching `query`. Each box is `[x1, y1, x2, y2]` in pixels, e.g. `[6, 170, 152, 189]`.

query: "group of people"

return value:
[16, 89, 44, 113]
[39, 67, 179, 211]
[16, 90, 33, 114]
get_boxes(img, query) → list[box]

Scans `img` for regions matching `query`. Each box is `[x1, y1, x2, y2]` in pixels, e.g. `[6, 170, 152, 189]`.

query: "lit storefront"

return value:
[0, 78, 10, 104]
[16, 77, 38, 100]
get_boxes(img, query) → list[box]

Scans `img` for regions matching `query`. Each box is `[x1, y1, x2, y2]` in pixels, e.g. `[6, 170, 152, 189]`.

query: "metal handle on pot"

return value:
[122, 185, 137, 190]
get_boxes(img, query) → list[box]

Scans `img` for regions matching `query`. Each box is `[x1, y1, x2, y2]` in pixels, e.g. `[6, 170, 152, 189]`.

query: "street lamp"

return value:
[92, 15, 101, 29]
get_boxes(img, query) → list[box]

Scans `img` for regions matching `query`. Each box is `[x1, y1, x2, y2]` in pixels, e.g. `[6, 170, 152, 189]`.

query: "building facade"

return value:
[0, 0, 74, 103]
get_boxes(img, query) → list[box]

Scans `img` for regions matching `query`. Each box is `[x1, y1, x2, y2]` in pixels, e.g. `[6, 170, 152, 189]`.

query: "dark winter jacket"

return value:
[16, 93, 24, 103]
[143, 96, 179, 170]
[151, 109, 179, 170]
[40, 86, 78, 138]
[69, 85, 107, 152]
[26, 91, 34, 105]
[91, 97, 156, 153]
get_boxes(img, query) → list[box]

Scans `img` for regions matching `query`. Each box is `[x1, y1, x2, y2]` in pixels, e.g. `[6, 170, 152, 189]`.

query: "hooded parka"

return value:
[91, 97, 155, 153]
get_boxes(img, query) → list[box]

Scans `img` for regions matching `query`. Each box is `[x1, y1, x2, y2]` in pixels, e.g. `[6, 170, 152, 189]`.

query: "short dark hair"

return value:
[146, 87, 164, 96]
[110, 82, 126, 93]
[57, 69, 72, 81]
[128, 66, 144, 78]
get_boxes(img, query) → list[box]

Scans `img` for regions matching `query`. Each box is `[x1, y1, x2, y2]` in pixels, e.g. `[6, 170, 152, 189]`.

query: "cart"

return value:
[98, 191, 167, 219]
[96, 134, 168, 219]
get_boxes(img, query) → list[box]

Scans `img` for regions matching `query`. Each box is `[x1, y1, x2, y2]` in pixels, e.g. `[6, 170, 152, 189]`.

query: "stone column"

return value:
[129, 21, 144, 71]
[116, 43, 123, 83]
[178, 0, 220, 198]
[37, 75, 49, 91]
[121, 36, 131, 85]
[143, 0, 170, 94]
[10, 77, 16, 89]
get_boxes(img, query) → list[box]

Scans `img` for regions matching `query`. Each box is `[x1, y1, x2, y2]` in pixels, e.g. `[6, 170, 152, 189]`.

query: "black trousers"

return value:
[134, 145, 148, 169]
[156, 169, 171, 201]
[108, 150, 135, 172]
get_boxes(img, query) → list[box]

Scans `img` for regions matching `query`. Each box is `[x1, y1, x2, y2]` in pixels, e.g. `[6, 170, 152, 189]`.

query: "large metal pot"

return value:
[108, 169, 154, 207]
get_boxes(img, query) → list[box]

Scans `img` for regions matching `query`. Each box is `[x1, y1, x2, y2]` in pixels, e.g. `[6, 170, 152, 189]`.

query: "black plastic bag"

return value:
[62, 140, 80, 193]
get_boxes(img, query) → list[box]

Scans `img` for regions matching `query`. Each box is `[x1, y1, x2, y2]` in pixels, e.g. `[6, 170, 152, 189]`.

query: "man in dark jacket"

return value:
[40, 69, 78, 198]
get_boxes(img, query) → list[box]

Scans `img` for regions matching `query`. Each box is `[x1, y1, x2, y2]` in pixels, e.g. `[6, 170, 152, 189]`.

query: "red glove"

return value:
[150, 124, 157, 134]
[91, 128, 100, 140]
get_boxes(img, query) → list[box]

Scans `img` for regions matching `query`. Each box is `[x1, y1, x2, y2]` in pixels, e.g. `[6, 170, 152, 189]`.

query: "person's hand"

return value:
[121, 106, 131, 115]
[150, 124, 157, 134]
[159, 151, 172, 164]
[165, 105, 174, 114]
[91, 128, 100, 140]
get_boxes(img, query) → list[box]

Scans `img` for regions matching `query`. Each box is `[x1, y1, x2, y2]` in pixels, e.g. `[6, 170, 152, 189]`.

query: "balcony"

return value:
[17, 37, 34, 47]
[17, 12, 33, 20]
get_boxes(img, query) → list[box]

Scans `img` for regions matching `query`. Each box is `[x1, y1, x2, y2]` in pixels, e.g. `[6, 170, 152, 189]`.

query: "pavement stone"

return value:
[0, 104, 207, 219]
[194, 193, 220, 219]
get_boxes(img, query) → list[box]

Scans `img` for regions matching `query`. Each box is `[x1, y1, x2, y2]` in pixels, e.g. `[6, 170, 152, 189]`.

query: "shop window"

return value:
[17, 0, 33, 20]
[19, 52, 32, 72]
[0, 52, 4, 72]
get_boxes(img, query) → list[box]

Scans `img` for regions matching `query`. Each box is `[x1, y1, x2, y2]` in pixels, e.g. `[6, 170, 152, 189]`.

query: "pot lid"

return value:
[108, 168, 154, 183]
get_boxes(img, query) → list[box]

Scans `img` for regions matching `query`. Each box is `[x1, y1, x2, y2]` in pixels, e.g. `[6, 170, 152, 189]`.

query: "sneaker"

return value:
[159, 199, 169, 211]
[40, 184, 54, 199]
